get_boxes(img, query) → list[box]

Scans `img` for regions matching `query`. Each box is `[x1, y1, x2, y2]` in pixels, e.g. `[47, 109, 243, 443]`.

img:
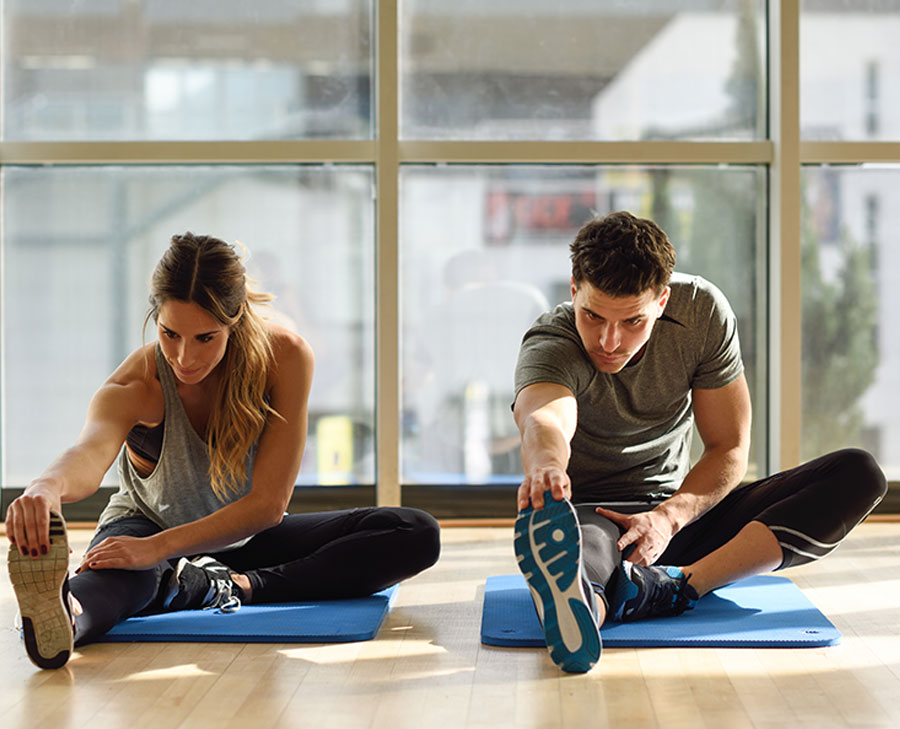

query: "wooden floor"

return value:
[2, 522, 899, 729]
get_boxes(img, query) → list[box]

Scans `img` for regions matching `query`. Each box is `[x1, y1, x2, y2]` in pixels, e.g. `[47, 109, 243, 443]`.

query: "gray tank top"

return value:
[98, 345, 257, 550]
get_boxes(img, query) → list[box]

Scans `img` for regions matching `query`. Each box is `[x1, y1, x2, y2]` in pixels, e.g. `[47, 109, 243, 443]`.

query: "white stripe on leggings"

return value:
[777, 541, 829, 561]
[768, 525, 842, 550]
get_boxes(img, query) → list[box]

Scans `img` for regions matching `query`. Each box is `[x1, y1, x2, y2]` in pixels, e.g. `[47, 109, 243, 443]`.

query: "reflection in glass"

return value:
[2, 165, 375, 486]
[401, 0, 766, 141]
[802, 166, 898, 478]
[400, 165, 766, 486]
[2, 1, 372, 141]
[801, 1, 900, 141]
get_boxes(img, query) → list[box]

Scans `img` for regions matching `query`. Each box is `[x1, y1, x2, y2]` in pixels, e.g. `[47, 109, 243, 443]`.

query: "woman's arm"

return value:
[82, 328, 315, 570]
[5, 346, 157, 556]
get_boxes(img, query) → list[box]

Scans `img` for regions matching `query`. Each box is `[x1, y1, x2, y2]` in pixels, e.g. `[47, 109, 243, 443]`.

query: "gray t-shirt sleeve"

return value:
[513, 306, 592, 401]
[690, 280, 744, 389]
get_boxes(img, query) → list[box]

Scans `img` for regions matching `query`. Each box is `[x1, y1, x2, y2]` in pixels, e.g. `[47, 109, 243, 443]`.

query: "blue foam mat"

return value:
[482, 575, 840, 648]
[98, 585, 397, 643]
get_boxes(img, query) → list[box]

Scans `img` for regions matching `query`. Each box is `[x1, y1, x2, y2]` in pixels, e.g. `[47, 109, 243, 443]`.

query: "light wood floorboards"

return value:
[2, 522, 899, 729]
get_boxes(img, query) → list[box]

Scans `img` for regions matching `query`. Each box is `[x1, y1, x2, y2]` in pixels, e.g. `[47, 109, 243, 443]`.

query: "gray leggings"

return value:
[576, 448, 886, 601]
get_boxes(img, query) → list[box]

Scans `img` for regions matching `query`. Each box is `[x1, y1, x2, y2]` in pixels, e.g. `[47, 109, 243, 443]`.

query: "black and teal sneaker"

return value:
[163, 555, 242, 613]
[8, 510, 75, 669]
[607, 561, 699, 622]
[514, 490, 601, 673]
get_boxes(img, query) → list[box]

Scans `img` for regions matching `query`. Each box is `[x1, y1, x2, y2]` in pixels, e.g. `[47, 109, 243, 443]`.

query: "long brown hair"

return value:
[145, 232, 277, 500]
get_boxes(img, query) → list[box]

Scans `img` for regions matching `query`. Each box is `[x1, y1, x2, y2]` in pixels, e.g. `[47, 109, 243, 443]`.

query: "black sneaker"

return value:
[8, 510, 75, 669]
[163, 555, 241, 613]
[514, 490, 601, 673]
[607, 561, 699, 622]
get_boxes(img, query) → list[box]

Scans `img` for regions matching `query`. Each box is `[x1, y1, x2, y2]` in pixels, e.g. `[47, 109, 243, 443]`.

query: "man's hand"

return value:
[594, 506, 676, 566]
[518, 466, 572, 511]
[77, 534, 168, 572]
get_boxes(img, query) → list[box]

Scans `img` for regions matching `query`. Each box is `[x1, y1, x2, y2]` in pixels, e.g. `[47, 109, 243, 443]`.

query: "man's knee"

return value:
[828, 448, 887, 508]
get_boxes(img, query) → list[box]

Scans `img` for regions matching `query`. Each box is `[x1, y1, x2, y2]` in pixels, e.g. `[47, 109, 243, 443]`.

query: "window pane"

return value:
[2, 1, 372, 141]
[401, 1, 766, 141]
[801, 1, 900, 141]
[802, 165, 898, 478]
[400, 165, 766, 486]
[2, 165, 374, 486]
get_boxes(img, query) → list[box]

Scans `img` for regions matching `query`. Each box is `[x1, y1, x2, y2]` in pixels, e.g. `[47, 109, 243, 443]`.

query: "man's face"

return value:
[570, 278, 670, 374]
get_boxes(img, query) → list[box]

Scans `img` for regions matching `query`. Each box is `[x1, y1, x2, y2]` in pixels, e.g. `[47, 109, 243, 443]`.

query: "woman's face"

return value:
[157, 300, 231, 385]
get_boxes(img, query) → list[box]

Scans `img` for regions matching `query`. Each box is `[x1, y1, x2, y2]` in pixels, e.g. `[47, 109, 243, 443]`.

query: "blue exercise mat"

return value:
[481, 574, 840, 648]
[97, 585, 397, 643]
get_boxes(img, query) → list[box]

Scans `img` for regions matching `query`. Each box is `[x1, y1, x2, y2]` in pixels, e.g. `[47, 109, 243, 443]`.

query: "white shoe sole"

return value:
[8, 511, 74, 669]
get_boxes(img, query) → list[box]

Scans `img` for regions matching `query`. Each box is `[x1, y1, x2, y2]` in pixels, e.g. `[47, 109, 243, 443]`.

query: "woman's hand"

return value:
[5, 484, 63, 558]
[77, 534, 168, 572]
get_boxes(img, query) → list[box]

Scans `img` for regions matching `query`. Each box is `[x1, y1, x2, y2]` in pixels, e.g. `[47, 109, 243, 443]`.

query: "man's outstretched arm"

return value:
[513, 382, 579, 511]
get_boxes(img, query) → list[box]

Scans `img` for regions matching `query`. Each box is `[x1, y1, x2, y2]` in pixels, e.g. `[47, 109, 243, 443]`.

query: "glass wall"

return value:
[800, 1, 900, 485]
[2, 0, 373, 141]
[801, 165, 900, 479]
[801, 1, 900, 141]
[400, 0, 765, 141]
[400, 165, 767, 485]
[2, 2, 900, 511]
[2, 165, 375, 487]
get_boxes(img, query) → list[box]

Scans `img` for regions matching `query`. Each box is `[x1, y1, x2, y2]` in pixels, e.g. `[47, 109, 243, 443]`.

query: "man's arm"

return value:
[655, 373, 752, 531]
[513, 382, 578, 511]
[597, 373, 751, 566]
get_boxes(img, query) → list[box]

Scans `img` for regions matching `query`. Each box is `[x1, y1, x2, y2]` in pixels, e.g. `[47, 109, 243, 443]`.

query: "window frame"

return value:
[1, 2, 898, 514]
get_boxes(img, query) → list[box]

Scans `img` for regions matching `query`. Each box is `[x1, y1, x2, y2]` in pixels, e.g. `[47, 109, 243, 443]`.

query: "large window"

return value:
[2, 2, 899, 515]
[3, 1, 373, 141]
[800, 1, 900, 483]
[2, 166, 375, 487]
[400, 1, 765, 141]
[400, 165, 767, 486]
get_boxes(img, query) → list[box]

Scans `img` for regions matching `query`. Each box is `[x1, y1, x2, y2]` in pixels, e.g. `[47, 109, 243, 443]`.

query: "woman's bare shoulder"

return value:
[100, 342, 164, 421]
[267, 323, 314, 366]
[264, 323, 314, 394]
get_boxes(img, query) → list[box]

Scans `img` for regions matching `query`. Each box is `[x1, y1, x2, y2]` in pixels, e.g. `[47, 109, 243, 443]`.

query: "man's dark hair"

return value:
[569, 211, 676, 297]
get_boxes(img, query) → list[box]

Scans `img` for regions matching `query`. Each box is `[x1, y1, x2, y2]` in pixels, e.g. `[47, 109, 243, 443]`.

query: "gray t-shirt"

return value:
[514, 273, 744, 502]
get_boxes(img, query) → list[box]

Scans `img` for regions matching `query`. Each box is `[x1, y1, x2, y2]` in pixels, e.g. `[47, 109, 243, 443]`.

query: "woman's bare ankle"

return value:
[230, 573, 252, 602]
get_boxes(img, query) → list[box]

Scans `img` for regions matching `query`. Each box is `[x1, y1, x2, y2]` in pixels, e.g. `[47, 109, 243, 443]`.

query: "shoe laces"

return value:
[192, 557, 242, 614]
[644, 567, 696, 617]
[204, 593, 241, 614]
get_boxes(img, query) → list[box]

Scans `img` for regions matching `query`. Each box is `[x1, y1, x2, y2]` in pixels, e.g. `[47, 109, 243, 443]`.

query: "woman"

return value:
[6, 233, 441, 669]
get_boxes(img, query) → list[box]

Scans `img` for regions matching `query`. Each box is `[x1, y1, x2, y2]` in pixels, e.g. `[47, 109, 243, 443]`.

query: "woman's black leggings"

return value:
[575, 448, 887, 596]
[69, 506, 441, 646]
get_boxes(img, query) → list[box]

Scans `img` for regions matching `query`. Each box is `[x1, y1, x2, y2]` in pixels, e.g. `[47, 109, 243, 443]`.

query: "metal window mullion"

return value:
[0, 140, 377, 165]
[398, 140, 772, 165]
[770, 0, 803, 473]
[800, 141, 900, 164]
[375, 0, 401, 507]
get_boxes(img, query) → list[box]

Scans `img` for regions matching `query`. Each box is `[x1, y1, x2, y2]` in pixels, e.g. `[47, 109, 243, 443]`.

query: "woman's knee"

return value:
[360, 506, 441, 571]
[398, 508, 441, 571]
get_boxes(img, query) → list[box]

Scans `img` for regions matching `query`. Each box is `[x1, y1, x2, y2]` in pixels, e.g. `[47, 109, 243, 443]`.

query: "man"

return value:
[513, 210, 886, 673]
